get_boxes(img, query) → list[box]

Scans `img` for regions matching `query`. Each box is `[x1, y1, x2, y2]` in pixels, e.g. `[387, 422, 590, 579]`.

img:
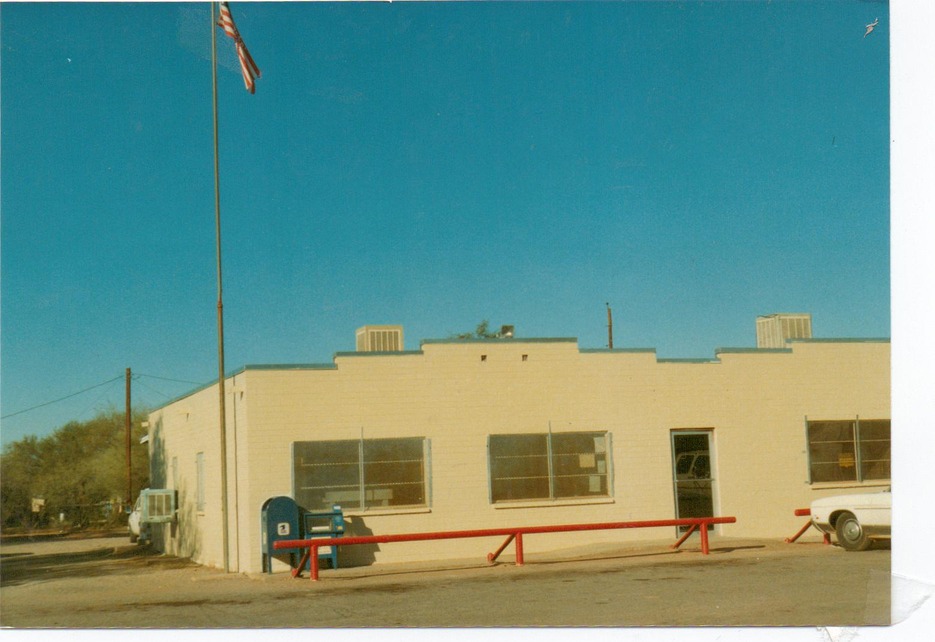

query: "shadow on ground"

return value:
[0, 544, 196, 588]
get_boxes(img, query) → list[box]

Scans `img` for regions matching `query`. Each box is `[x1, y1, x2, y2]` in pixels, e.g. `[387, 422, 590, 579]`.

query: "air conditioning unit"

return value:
[356, 325, 404, 352]
[756, 314, 812, 348]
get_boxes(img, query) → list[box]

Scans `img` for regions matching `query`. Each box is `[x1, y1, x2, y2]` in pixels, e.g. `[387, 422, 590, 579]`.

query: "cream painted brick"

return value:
[148, 339, 889, 572]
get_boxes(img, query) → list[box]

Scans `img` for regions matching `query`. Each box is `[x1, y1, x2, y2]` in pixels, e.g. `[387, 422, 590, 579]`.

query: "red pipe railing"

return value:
[784, 508, 831, 544]
[274, 516, 736, 581]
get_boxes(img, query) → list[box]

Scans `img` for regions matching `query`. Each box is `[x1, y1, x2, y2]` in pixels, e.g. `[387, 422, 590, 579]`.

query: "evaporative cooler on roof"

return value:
[755, 313, 812, 349]
[355, 325, 404, 352]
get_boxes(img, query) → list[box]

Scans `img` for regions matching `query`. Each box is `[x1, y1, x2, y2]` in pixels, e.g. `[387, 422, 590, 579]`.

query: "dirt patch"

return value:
[0, 541, 196, 588]
[0, 535, 890, 627]
[0, 528, 125, 544]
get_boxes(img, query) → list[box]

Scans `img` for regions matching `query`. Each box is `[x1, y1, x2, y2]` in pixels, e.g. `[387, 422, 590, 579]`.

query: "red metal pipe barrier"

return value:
[671, 522, 699, 551]
[487, 533, 516, 564]
[274, 516, 736, 581]
[785, 508, 831, 544]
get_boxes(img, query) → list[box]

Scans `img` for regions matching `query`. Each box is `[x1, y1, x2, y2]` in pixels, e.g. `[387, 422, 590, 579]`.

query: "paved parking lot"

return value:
[0, 532, 889, 627]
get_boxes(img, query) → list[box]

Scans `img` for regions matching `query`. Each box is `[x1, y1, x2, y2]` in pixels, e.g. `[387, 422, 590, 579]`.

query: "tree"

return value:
[0, 409, 150, 530]
[452, 320, 503, 340]
[0, 436, 43, 529]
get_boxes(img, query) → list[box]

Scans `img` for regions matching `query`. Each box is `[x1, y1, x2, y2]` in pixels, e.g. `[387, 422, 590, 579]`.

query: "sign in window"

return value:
[488, 431, 611, 503]
[806, 419, 890, 483]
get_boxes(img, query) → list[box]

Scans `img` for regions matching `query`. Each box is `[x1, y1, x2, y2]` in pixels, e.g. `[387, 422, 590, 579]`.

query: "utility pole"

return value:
[125, 367, 132, 507]
[606, 303, 614, 349]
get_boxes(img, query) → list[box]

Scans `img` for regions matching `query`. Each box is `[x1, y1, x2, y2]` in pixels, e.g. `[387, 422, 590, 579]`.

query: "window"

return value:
[293, 437, 428, 511]
[488, 431, 611, 503]
[806, 419, 890, 483]
[195, 452, 205, 512]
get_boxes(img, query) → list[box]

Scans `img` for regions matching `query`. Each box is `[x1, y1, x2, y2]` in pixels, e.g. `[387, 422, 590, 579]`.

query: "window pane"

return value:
[363, 438, 426, 507]
[294, 441, 361, 510]
[808, 421, 857, 483]
[489, 434, 549, 502]
[859, 420, 891, 480]
[196, 452, 205, 512]
[551, 432, 609, 498]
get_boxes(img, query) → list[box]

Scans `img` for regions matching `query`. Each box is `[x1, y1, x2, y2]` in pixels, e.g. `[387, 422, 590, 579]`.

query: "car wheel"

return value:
[835, 511, 871, 551]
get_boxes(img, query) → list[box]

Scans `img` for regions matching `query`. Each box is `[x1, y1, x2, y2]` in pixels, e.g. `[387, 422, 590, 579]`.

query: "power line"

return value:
[133, 373, 206, 386]
[133, 377, 184, 403]
[74, 377, 125, 420]
[2, 373, 206, 422]
[1, 375, 125, 420]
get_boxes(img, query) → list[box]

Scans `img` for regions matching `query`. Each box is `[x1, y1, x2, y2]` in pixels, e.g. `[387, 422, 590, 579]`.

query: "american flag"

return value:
[217, 2, 261, 94]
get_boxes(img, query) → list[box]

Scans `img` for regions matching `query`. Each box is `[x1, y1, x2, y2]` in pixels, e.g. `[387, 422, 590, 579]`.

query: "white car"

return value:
[127, 488, 150, 544]
[127, 493, 146, 544]
[810, 488, 891, 551]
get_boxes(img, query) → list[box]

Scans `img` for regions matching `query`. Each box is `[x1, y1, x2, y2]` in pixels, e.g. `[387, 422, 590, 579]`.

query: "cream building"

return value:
[146, 317, 890, 573]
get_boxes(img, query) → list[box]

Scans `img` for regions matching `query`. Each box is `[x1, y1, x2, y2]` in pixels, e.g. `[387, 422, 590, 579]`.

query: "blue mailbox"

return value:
[260, 496, 302, 574]
[261, 497, 345, 574]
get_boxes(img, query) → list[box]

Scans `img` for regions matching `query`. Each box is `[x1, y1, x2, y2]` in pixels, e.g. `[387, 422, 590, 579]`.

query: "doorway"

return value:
[671, 430, 716, 529]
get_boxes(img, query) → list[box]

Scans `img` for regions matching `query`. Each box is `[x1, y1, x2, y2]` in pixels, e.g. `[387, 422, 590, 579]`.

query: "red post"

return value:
[786, 508, 831, 545]
[670, 523, 698, 550]
[292, 549, 310, 578]
[514, 532, 524, 566]
[487, 533, 516, 564]
[785, 521, 814, 544]
[310, 543, 320, 581]
[700, 520, 709, 554]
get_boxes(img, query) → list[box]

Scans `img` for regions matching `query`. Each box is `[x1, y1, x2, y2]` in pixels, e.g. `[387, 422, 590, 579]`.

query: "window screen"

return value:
[857, 420, 891, 481]
[807, 419, 890, 483]
[489, 431, 610, 503]
[294, 437, 427, 510]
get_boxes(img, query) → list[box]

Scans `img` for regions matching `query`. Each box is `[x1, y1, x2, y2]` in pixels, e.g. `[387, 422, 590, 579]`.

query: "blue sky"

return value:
[0, 1, 899, 445]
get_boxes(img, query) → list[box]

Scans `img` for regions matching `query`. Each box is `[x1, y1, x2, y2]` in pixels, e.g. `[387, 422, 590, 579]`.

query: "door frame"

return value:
[670, 428, 719, 533]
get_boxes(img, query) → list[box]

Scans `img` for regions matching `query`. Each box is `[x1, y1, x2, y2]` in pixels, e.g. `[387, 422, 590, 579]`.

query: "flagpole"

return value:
[211, 1, 231, 574]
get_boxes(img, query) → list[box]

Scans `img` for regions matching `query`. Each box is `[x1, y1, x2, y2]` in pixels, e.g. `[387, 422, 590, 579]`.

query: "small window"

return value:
[196, 452, 205, 512]
[294, 437, 428, 511]
[489, 431, 611, 503]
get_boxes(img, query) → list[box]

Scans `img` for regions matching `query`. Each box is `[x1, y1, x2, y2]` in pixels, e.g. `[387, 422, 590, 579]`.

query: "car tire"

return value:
[835, 511, 871, 551]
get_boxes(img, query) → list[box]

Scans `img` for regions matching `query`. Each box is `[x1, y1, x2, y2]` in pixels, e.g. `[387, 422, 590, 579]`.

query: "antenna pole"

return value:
[606, 303, 614, 349]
